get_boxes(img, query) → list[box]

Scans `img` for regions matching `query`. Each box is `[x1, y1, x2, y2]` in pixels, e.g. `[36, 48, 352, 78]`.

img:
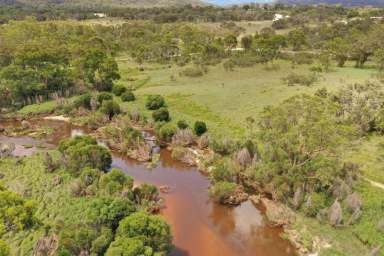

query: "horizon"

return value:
[205, 0, 274, 5]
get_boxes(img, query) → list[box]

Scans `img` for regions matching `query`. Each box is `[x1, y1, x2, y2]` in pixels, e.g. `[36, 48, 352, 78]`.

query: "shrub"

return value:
[172, 128, 195, 146]
[112, 84, 126, 96]
[73, 93, 92, 109]
[59, 136, 112, 174]
[121, 91, 135, 102]
[97, 92, 113, 105]
[145, 95, 165, 110]
[210, 137, 237, 155]
[115, 212, 172, 254]
[99, 169, 134, 195]
[209, 182, 237, 204]
[100, 100, 121, 120]
[211, 159, 236, 183]
[283, 72, 317, 87]
[158, 123, 176, 142]
[177, 120, 189, 129]
[194, 121, 207, 136]
[179, 66, 205, 77]
[152, 107, 170, 122]
[0, 240, 9, 256]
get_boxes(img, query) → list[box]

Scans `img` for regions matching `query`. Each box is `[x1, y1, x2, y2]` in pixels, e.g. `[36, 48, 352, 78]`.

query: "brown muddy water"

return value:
[0, 119, 296, 256]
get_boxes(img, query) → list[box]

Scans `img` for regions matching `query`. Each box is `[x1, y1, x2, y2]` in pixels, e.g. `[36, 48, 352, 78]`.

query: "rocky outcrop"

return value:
[261, 198, 295, 227]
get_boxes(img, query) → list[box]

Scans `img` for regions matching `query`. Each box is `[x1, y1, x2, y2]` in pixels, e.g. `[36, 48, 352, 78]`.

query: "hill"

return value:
[0, 0, 205, 7]
[277, 0, 384, 7]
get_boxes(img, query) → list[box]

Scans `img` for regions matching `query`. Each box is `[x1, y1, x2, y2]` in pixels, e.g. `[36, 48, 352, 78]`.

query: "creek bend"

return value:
[0, 118, 295, 256]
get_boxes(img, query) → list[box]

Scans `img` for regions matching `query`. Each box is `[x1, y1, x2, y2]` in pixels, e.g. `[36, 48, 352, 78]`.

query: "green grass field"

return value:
[117, 56, 376, 138]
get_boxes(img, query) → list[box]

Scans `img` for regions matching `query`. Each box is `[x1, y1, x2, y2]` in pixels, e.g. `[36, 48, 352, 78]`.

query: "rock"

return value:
[222, 186, 249, 205]
[159, 185, 171, 194]
[21, 120, 32, 129]
[0, 126, 4, 133]
[33, 234, 59, 256]
[261, 198, 295, 227]
[346, 192, 362, 213]
[329, 199, 343, 226]
[0, 143, 15, 157]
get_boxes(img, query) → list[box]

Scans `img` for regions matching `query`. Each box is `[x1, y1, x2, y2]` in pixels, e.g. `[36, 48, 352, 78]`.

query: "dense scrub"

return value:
[0, 136, 172, 255]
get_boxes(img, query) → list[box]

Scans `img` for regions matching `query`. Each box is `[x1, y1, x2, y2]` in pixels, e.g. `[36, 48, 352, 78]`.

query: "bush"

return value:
[179, 66, 206, 77]
[97, 92, 113, 105]
[121, 91, 135, 102]
[210, 137, 237, 155]
[158, 123, 176, 142]
[211, 159, 236, 183]
[145, 95, 165, 110]
[112, 84, 126, 96]
[73, 93, 92, 109]
[100, 100, 121, 120]
[209, 182, 237, 204]
[177, 120, 189, 129]
[115, 212, 172, 254]
[152, 107, 170, 122]
[0, 240, 9, 256]
[194, 121, 207, 136]
[59, 136, 112, 174]
[283, 72, 317, 87]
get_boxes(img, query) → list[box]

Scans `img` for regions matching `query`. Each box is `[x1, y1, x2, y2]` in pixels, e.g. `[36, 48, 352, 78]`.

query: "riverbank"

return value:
[0, 117, 296, 256]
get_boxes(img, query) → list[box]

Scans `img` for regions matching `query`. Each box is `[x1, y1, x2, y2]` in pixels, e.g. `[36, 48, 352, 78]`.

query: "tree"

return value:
[224, 34, 237, 50]
[241, 36, 253, 50]
[252, 95, 353, 202]
[325, 37, 350, 67]
[59, 136, 112, 174]
[374, 48, 384, 71]
[114, 212, 172, 254]
[100, 100, 121, 120]
[287, 29, 307, 51]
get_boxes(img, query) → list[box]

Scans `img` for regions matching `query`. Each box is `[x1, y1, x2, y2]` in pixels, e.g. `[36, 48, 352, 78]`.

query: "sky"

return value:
[205, 0, 273, 5]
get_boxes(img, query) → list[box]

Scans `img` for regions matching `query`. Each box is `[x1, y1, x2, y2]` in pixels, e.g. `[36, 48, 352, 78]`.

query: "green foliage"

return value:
[100, 100, 121, 119]
[194, 121, 207, 136]
[283, 72, 317, 87]
[211, 159, 236, 183]
[157, 123, 176, 142]
[303, 192, 329, 217]
[209, 182, 237, 204]
[99, 169, 134, 196]
[112, 84, 127, 96]
[88, 197, 136, 228]
[0, 185, 36, 235]
[177, 120, 189, 129]
[97, 92, 114, 105]
[121, 91, 136, 102]
[59, 136, 112, 174]
[106, 237, 152, 256]
[115, 212, 172, 254]
[250, 95, 354, 203]
[152, 107, 170, 122]
[145, 95, 165, 110]
[0, 240, 9, 256]
[73, 93, 92, 109]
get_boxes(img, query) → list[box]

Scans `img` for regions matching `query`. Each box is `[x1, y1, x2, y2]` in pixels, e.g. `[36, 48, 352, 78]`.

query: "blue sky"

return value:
[205, 0, 273, 5]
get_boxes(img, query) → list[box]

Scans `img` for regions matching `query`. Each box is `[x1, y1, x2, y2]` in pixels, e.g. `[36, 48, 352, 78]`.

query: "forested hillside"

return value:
[278, 0, 384, 7]
[0, 0, 204, 7]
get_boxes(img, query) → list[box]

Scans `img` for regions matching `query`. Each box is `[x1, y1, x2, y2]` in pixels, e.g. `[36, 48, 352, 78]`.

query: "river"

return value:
[0, 118, 296, 256]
